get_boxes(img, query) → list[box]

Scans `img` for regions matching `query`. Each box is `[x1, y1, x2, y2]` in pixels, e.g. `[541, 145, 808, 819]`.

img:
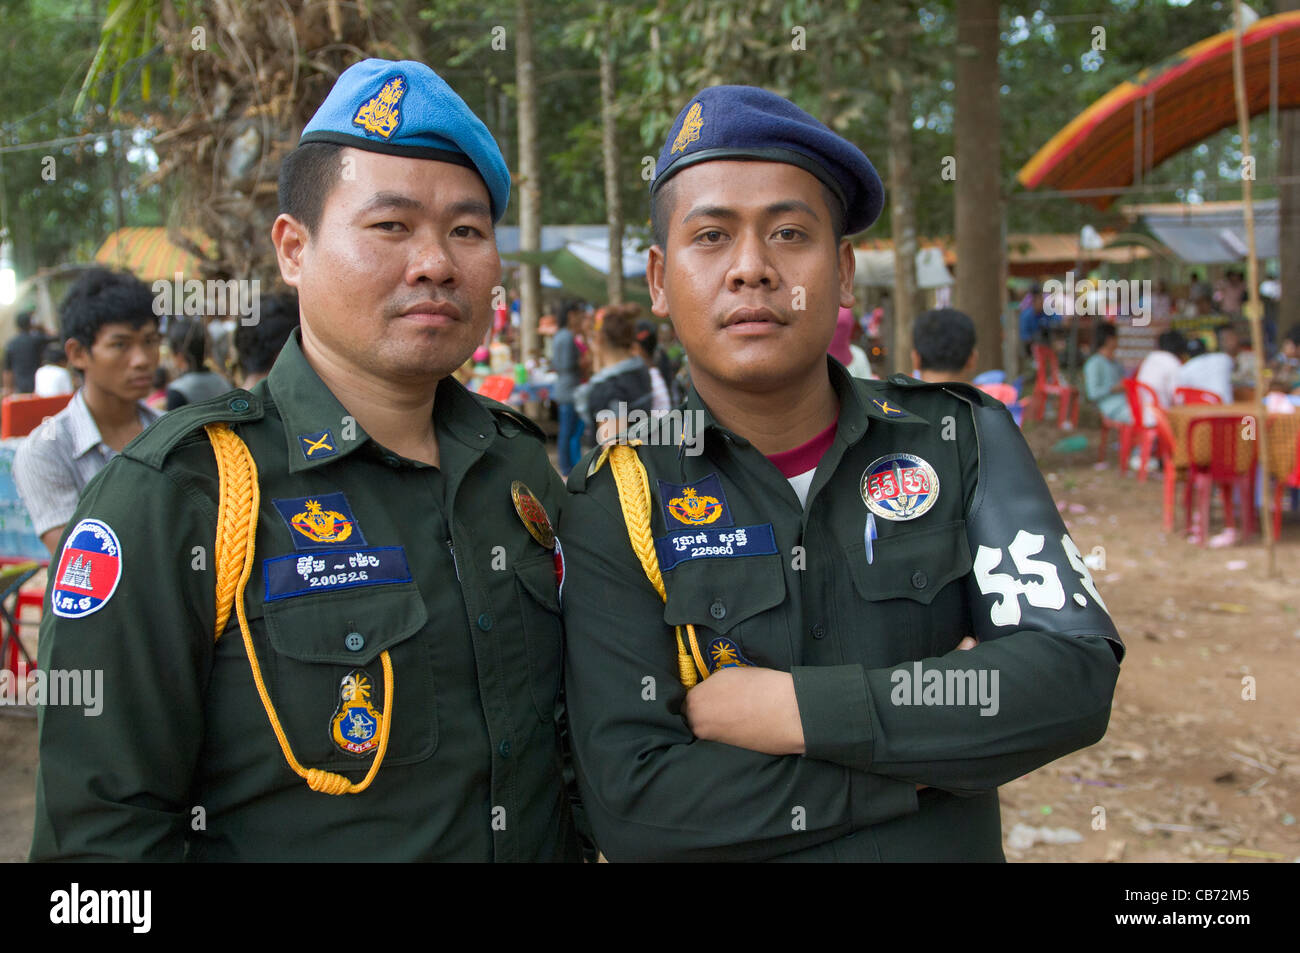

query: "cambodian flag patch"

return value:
[51, 518, 123, 618]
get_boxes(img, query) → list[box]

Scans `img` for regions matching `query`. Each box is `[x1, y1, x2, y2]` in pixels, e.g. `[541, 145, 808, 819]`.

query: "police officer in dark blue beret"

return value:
[32, 59, 579, 861]
[561, 85, 1123, 861]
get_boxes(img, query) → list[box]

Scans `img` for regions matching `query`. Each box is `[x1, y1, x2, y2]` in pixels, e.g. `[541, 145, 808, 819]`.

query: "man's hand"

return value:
[682, 667, 805, 756]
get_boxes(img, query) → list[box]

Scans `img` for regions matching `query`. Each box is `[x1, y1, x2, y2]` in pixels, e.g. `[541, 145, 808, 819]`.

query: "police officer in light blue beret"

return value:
[560, 85, 1123, 861]
[31, 58, 581, 861]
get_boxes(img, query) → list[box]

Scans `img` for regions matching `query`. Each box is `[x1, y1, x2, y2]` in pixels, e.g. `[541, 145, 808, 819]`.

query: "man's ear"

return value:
[272, 214, 310, 288]
[65, 337, 90, 372]
[910, 348, 922, 373]
[838, 238, 856, 310]
[648, 245, 670, 319]
[964, 347, 980, 377]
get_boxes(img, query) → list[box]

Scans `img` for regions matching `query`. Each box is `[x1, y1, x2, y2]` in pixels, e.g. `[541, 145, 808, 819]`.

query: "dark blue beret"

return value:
[651, 86, 884, 235]
[300, 59, 510, 222]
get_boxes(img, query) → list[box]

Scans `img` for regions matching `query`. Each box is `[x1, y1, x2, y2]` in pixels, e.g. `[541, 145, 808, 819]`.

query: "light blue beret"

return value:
[300, 58, 510, 222]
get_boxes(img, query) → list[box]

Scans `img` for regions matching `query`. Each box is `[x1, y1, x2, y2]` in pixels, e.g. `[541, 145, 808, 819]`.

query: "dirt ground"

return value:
[1, 414, 1296, 863]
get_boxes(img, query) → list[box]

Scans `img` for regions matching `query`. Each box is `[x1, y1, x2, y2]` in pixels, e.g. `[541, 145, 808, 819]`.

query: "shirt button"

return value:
[477, 613, 493, 631]
[382, 454, 400, 467]
[498, 739, 512, 758]
[911, 570, 928, 590]
[228, 397, 249, 412]
[709, 600, 726, 620]
[811, 623, 826, 640]
[344, 631, 364, 652]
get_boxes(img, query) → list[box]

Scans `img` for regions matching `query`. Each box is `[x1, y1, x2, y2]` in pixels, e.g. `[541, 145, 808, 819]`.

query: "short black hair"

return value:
[913, 308, 976, 372]
[59, 267, 158, 350]
[1157, 330, 1187, 357]
[278, 141, 346, 235]
[1285, 324, 1300, 347]
[15, 310, 33, 332]
[167, 316, 208, 371]
[235, 292, 300, 375]
[650, 173, 846, 248]
[1094, 322, 1118, 349]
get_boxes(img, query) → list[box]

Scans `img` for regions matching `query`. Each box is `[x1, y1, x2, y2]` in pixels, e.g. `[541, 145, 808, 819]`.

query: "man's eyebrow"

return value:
[445, 198, 492, 219]
[355, 193, 491, 219]
[680, 200, 822, 225]
[356, 192, 426, 215]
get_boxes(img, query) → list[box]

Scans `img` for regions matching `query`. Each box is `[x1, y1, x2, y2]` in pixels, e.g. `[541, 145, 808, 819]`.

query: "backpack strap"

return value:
[205, 422, 394, 795]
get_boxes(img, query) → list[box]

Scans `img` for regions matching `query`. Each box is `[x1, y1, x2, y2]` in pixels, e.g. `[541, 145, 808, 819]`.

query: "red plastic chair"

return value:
[475, 375, 515, 402]
[1121, 378, 1162, 482]
[1098, 413, 1133, 470]
[1186, 416, 1258, 545]
[1028, 344, 1078, 430]
[1, 393, 73, 438]
[1148, 406, 1181, 532]
[1269, 418, 1300, 540]
[1174, 387, 1223, 406]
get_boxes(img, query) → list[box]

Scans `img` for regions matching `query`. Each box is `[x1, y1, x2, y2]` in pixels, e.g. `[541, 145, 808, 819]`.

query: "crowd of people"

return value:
[2, 267, 299, 556]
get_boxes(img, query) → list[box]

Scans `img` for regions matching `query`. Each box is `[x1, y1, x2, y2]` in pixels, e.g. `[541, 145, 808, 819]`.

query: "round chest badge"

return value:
[860, 453, 940, 522]
[51, 518, 123, 618]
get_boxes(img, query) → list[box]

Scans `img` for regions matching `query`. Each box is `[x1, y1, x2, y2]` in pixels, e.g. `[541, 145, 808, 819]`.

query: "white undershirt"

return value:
[786, 468, 817, 508]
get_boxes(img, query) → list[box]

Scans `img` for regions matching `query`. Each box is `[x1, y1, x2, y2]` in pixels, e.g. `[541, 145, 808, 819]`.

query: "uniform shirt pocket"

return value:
[259, 583, 437, 769]
[841, 518, 974, 663]
[662, 551, 790, 672]
[514, 552, 564, 722]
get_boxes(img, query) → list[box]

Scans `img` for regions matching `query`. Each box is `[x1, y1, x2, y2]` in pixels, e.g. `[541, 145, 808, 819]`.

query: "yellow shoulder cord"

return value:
[604, 444, 708, 687]
[205, 422, 394, 795]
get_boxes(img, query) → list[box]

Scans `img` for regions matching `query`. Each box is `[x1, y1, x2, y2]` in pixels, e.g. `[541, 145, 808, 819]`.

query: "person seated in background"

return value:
[830, 306, 873, 379]
[1177, 325, 1236, 405]
[164, 316, 233, 409]
[1269, 324, 1300, 395]
[33, 339, 75, 397]
[587, 304, 652, 444]
[1083, 322, 1130, 424]
[912, 307, 977, 384]
[233, 291, 299, 388]
[13, 267, 163, 556]
[1136, 329, 1187, 410]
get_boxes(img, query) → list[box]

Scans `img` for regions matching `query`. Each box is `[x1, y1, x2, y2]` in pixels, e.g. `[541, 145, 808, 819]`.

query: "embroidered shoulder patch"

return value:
[51, 518, 123, 618]
[272, 492, 367, 550]
[657, 473, 733, 530]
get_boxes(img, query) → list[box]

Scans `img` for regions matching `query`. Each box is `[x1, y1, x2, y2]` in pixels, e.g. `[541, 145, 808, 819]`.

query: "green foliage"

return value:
[0, 0, 166, 283]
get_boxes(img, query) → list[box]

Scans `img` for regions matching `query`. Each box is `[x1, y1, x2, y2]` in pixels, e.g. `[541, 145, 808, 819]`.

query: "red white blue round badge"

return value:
[51, 518, 123, 619]
[860, 452, 940, 521]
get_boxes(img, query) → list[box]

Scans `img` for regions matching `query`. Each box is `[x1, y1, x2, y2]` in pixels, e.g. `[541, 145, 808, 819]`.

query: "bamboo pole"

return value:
[1232, 0, 1275, 576]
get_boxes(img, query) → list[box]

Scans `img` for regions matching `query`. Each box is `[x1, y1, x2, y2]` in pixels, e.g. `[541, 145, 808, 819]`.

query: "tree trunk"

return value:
[1278, 0, 1300, 340]
[886, 21, 919, 377]
[516, 0, 541, 363]
[955, 0, 1004, 372]
[600, 8, 624, 305]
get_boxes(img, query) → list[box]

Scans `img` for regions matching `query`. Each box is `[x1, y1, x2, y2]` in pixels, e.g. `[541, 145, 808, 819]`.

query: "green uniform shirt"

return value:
[561, 361, 1123, 862]
[30, 332, 578, 862]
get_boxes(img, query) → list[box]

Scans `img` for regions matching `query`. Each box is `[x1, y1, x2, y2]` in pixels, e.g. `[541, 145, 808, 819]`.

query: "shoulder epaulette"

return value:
[472, 393, 545, 441]
[122, 390, 263, 470]
[880, 373, 1004, 409]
